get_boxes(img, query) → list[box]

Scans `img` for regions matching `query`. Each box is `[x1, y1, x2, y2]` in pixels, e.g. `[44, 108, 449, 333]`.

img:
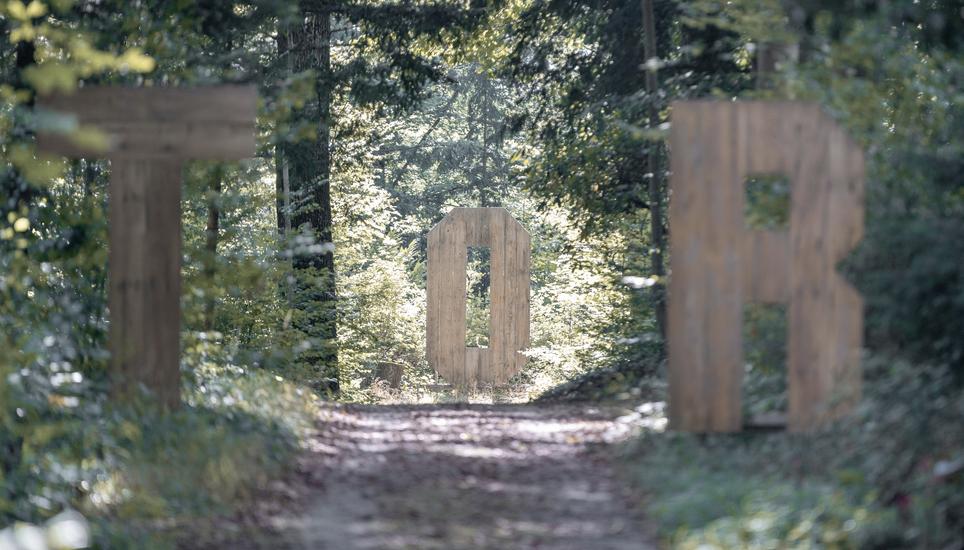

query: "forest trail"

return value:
[227, 403, 657, 550]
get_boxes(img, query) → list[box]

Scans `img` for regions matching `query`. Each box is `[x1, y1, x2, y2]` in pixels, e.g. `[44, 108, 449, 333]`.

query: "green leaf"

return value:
[24, 0, 45, 18]
[9, 23, 35, 42]
[68, 125, 111, 154]
[118, 47, 156, 73]
[9, 144, 65, 186]
[6, 0, 28, 20]
[23, 61, 77, 94]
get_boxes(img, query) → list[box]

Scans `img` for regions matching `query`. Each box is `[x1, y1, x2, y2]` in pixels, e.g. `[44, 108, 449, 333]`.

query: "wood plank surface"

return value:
[109, 159, 184, 408]
[36, 122, 255, 160]
[426, 208, 530, 387]
[668, 101, 864, 432]
[38, 86, 257, 124]
[35, 85, 259, 409]
[427, 209, 467, 385]
[36, 86, 257, 159]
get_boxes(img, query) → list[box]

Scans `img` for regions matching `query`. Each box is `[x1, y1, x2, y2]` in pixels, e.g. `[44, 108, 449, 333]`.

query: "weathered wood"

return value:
[37, 123, 255, 160]
[38, 86, 257, 124]
[37, 86, 256, 160]
[36, 86, 257, 408]
[428, 209, 467, 385]
[668, 101, 864, 433]
[427, 208, 530, 387]
[109, 159, 184, 407]
[743, 230, 789, 303]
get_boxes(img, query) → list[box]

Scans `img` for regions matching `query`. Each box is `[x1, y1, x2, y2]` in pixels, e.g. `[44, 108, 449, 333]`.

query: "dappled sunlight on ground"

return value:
[227, 403, 662, 549]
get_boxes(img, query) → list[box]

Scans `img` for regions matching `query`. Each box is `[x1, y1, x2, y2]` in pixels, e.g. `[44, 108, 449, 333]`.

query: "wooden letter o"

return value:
[426, 208, 530, 386]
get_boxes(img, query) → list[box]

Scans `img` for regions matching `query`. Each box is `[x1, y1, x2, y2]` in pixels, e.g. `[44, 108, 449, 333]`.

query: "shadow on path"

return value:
[226, 403, 656, 550]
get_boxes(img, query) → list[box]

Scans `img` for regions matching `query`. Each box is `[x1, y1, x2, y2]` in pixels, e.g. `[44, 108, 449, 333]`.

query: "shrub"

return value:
[624, 357, 964, 549]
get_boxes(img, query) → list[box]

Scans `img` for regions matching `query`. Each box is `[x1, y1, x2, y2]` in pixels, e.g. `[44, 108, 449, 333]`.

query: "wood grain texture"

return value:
[37, 86, 256, 124]
[668, 101, 864, 433]
[109, 159, 183, 408]
[35, 86, 258, 409]
[427, 208, 530, 387]
[36, 86, 256, 159]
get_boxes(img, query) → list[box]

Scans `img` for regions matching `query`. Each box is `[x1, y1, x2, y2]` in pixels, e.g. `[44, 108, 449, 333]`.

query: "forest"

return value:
[0, 0, 962, 548]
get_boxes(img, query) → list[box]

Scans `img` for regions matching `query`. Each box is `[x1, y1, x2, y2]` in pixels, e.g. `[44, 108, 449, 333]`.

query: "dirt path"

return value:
[232, 403, 657, 550]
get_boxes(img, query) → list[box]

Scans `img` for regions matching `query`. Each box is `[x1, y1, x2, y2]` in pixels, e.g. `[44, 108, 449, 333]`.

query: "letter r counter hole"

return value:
[745, 174, 791, 230]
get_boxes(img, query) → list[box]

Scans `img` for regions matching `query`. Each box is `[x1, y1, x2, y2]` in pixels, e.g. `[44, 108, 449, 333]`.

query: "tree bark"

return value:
[14, 40, 35, 101]
[82, 160, 98, 197]
[641, 0, 666, 342]
[287, 9, 338, 393]
[275, 28, 290, 236]
[479, 75, 490, 207]
[756, 41, 798, 90]
[204, 165, 224, 331]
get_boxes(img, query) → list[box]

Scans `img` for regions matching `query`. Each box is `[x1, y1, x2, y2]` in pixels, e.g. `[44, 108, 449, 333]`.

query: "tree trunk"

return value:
[15, 40, 35, 101]
[82, 159, 98, 197]
[756, 41, 798, 90]
[756, 1, 801, 92]
[479, 76, 490, 207]
[204, 165, 224, 331]
[275, 28, 290, 236]
[286, 9, 338, 393]
[641, 0, 666, 343]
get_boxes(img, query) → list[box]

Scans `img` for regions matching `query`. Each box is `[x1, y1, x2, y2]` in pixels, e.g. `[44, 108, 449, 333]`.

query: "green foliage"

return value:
[742, 304, 788, 417]
[331, 55, 653, 401]
[785, 2, 964, 376]
[93, 371, 313, 545]
[691, 0, 964, 377]
[625, 358, 964, 549]
[744, 175, 791, 230]
[1, 0, 962, 546]
[849, 218, 964, 375]
[499, 0, 749, 230]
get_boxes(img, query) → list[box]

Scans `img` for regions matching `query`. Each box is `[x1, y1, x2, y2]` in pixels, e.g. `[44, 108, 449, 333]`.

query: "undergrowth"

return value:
[622, 357, 964, 549]
[1, 346, 319, 548]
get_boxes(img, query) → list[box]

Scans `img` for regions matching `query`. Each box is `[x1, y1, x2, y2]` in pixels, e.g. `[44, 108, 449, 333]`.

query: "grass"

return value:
[622, 432, 899, 549]
[619, 358, 964, 549]
[68, 365, 320, 547]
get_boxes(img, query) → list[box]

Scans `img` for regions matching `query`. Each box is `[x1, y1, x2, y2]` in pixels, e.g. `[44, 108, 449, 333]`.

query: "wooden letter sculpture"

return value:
[37, 86, 257, 408]
[427, 208, 530, 386]
[668, 101, 864, 432]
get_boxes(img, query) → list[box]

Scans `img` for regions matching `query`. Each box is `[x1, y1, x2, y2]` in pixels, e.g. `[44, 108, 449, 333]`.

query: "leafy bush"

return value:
[624, 358, 964, 549]
[787, 3, 964, 378]
[1, 347, 316, 546]
[535, 342, 664, 403]
[849, 218, 964, 377]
